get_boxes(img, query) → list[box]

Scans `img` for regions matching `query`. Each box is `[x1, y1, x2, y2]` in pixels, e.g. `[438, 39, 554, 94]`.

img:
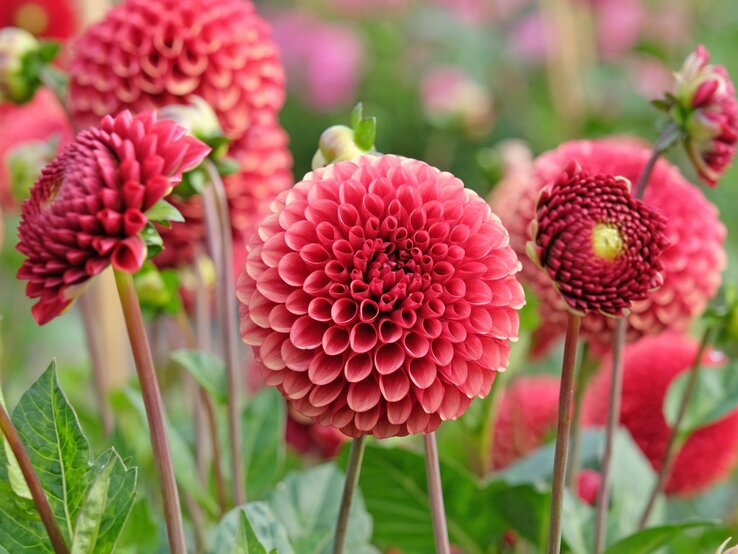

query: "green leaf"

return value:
[38, 42, 61, 63]
[663, 363, 738, 434]
[170, 349, 227, 404]
[209, 502, 293, 554]
[0, 386, 31, 500]
[0, 479, 52, 552]
[242, 388, 286, 500]
[604, 522, 717, 554]
[71, 450, 137, 554]
[214, 156, 240, 177]
[350, 103, 364, 130]
[269, 463, 377, 554]
[10, 362, 91, 543]
[141, 223, 163, 259]
[353, 117, 377, 152]
[115, 498, 161, 553]
[145, 199, 184, 226]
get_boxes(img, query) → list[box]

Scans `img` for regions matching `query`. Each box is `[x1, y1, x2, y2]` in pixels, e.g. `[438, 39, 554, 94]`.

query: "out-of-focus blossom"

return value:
[285, 409, 348, 458]
[324, 0, 409, 18]
[493, 139, 726, 354]
[0, 0, 79, 41]
[577, 469, 601, 506]
[0, 27, 41, 103]
[16, 111, 209, 325]
[627, 56, 674, 100]
[421, 66, 494, 138]
[238, 154, 524, 438]
[270, 10, 364, 111]
[592, 0, 644, 59]
[668, 45, 738, 186]
[510, 13, 552, 63]
[69, 0, 285, 140]
[528, 162, 668, 317]
[586, 333, 738, 496]
[0, 87, 71, 207]
[432, 0, 494, 25]
[158, 96, 223, 146]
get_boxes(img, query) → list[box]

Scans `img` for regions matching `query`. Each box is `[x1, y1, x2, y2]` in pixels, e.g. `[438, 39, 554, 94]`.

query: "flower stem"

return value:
[593, 318, 626, 553]
[565, 341, 591, 487]
[203, 161, 244, 506]
[547, 312, 581, 554]
[78, 294, 114, 437]
[633, 121, 680, 199]
[424, 432, 451, 554]
[638, 325, 714, 529]
[333, 435, 367, 554]
[114, 271, 187, 554]
[0, 402, 70, 554]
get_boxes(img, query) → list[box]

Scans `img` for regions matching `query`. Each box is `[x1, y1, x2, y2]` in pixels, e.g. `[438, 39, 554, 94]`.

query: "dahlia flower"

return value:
[285, 410, 348, 458]
[576, 469, 601, 506]
[669, 45, 738, 186]
[17, 110, 210, 325]
[585, 333, 738, 495]
[238, 154, 524, 438]
[491, 375, 560, 470]
[68, 0, 285, 140]
[490, 139, 726, 354]
[0, 87, 71, 207]
[0, 0, 79, 41]
[528, 162, 668, 317]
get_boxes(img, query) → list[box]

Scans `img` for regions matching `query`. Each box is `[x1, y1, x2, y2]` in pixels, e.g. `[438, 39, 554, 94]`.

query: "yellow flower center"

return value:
[14, 4, 49, 36]
[592, 223, 624, 261]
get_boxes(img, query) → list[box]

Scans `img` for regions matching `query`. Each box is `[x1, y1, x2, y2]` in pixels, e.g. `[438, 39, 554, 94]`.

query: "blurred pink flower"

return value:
[628, 56, 673, 100]
[510, 13, 553, 62]
[0, 0, 80, 41]
[324, 0, 409, 18]
[577, 469, 601, 506]
[592, 0, 644, 59]
[270, 10, 364, 111]
[433, 0, 494, 25]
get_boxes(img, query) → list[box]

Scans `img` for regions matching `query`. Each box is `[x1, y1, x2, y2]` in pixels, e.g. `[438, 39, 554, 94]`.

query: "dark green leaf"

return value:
[170, 349, 227, 404]
[115, 498, 161, 553]
[37, 42, 61, 63]
[0, 479, 52, 552]
[141, 223, 163, 259]
[269, 463, 376, 554]
[604, 522, 717, 554]
[242, 388, 286, 500]
[145, 199, 184, 226]
[209, 502, 292, 554]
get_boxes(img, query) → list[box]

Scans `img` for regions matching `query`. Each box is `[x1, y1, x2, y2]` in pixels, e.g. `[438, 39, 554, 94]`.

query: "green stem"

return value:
[425, 432, 451, 554]
[638, 325, 714, 529]
[0, 402, 70, 554]
[593, 319, 626, 553]
[633, 121, 680, 199]
[547, 312, 581, 554]
[114, 271, 187, 554]
[333, 436, 367, 554]
[565, 341, 591, 487]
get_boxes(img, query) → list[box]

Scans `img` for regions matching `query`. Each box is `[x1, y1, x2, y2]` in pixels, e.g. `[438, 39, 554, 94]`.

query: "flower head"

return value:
[491, 139, 726, 354]
[527, 162, 668, 317]
[585, 333, 738, 495]
[670, 45, 738, 185]
[17, 110, 210, 325]
[238, 154, 524, 438]
[68, 0, 285, 140]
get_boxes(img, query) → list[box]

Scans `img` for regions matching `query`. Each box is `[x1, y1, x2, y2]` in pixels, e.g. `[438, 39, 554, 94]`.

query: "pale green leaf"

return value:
[209, 502, 292, 554]
[242, 388, 285, 499]
[145, 199, 184, 225]
[0, 386, 31, 499]
[604, 522, 717, 554]
[170, 349, 227, 404]
[71, 457, 114, 554]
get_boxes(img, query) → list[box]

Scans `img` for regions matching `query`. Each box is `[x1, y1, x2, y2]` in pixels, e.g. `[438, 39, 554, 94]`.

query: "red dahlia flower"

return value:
[17, 110, 209, 325]
[528, 162, 668, 317]
[238, 155, 524, 438]
[670, 45, 738, 186]
[490, 139, 726, 354]
[585, 333, 738, 495]
[68, 0, 285, 140]
[0, 0, 80, 41]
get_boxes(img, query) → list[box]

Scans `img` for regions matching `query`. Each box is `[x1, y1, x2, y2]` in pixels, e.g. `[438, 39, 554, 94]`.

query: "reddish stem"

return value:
[424, 432, 451, 554]
[333, 435, 366, 554]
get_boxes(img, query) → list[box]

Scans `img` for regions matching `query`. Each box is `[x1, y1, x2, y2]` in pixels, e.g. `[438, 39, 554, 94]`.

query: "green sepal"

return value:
[140, 223, 163, 259]
[145, 199, 184, 227]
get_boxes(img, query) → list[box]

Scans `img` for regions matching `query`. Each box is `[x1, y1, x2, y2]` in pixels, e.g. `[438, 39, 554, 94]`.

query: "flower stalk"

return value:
[114, 271, 187, 554]
[0, 402, 70, 554]
[424, 432, 451, 554]
[547, 312, 581, 554]
[565, 341, 591, 487]
[333, 436, 367, 554]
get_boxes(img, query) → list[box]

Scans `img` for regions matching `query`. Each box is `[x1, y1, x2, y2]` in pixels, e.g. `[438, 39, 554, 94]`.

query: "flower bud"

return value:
[159, 97, 228, 157]
[0, 27, 41, 103]
[6, 137, 58, 203]
[312, 125, 367, 169]
[717, 539, 738, 554]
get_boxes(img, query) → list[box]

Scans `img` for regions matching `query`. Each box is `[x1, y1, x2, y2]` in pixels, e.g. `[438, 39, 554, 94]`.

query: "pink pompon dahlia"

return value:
[585, 333, 738, 495]
[491, 139, 726, 354]
[491, 374, 560, 470]
[528, 161, 668, 317]
[670, 45, 738, 186]
[17, 110, 210, 325]
[238, 154, 524, 438]
[68, 0, 285, 140]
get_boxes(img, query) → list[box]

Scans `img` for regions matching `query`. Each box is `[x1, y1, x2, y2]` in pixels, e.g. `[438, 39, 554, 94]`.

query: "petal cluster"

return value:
[585, 333, 738, 495]
[528, 162, 668, 317]
[68, 0, 285, 141]
[672, 45, 738, 186]
[238, 154, 524, 438]
[16, 110, 210, 325]
[490, 139, 726, 354]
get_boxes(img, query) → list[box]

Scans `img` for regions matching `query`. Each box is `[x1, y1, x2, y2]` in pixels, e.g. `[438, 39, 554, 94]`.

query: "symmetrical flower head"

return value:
[68, 0, 285, 140]
[585, 333, 738, 495]
[238, 154, 524, 438]
[527, 161, 668, 317]
[669, 45, 738, 185]
[17, 110, 210, 325]
[490, 139, 726, 354]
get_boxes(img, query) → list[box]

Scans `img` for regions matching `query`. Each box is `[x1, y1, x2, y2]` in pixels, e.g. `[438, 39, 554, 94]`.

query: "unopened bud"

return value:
[159, 97, 228, 157]
[313, 125, 368, 169]
[0, 27, 41, 103]
[6, 137, 58, 203]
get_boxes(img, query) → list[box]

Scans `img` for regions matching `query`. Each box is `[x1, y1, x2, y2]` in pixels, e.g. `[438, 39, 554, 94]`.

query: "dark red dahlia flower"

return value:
[0, 0, 79, 41]
[285, 409, 348, 458]
[17, 110, 210, 325]
[238, 154, 524, 438]
[68, 0, 285, 140]
[490, 139, 726, 354]
[671, 45, 738, 186]
[585, 333, 738, 495]
[491, 375, 560, 470]
[528, 161, 668, 317]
